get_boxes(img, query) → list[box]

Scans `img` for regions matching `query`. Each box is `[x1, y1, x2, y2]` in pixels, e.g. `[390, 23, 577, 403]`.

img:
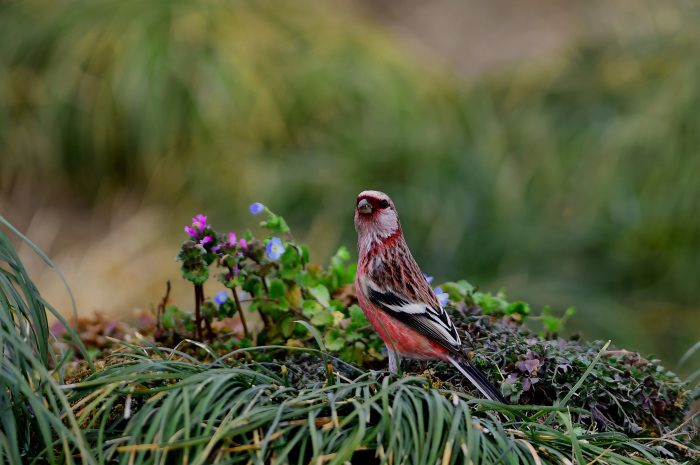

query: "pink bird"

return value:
[354, 190, 508, 403]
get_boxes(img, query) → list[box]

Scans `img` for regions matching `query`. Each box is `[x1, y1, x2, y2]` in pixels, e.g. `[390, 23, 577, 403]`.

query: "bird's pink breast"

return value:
[356, 290, 450, 362]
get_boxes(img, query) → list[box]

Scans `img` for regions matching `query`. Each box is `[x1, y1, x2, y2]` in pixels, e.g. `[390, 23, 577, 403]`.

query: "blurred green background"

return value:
[1, 0, 698, 375]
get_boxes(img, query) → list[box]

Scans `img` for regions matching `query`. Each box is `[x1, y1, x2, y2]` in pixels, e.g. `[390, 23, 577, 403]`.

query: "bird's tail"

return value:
[447, 354, 509, 404]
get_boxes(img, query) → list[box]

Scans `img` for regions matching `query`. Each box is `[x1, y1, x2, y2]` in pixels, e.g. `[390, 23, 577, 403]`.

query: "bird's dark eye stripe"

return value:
[379, 200, 389, 209]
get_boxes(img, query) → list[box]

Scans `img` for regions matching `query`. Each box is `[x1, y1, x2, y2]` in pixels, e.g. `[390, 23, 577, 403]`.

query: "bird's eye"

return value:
[379, 200, 389, 209]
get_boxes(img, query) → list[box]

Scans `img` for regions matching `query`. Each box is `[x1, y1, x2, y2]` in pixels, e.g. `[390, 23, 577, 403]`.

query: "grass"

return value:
[0, 216, 94, 463]
[1, 217, 698, 464]
[52, 346, 692, 465]
[37, 346, 700, 464]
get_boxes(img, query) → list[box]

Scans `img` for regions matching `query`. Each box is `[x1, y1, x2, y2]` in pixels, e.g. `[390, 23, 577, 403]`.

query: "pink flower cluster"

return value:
[185, 214, 213, 246]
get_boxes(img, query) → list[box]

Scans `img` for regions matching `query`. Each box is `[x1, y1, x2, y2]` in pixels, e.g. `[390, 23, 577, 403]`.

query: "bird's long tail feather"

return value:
[447, 355, 509, 404]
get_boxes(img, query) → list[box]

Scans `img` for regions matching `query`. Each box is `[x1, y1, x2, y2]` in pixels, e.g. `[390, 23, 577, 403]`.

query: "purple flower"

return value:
[199, 235, 212, 246]
[213, 232, 236, 252]
[192, 214, 208, 232]
[434, 287, 449, 306]
[214, 290, 228, 305]
[266, 237, 285, 260]
[423, 274, 434, 284]
[249, 203, 264, 215]
[185, 214, 209, 240]
[223, 265, 239, 282]
[239, 238, 247, 249]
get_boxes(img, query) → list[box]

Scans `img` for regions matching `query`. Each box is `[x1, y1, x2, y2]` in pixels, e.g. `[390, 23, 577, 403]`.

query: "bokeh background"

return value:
[1, 0, 699, 375]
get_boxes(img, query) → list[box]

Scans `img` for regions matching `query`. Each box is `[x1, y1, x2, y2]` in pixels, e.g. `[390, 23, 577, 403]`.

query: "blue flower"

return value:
[423, 274, 434, 284]
[249, 203, 264, 215]
[214, 290, 228, 305]
[434, 287, 449, 306]
[266, 237, 285, 260]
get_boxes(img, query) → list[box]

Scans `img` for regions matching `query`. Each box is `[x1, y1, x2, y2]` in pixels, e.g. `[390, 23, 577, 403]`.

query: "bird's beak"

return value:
[357, 198, 372, 215]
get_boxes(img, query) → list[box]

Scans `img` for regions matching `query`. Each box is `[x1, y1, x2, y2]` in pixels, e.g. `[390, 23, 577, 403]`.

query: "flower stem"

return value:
[194, 284, 203, 341]
[230, 286, 250, 339]
[258, 278, 271, 327]
[156, 280, 171, 331]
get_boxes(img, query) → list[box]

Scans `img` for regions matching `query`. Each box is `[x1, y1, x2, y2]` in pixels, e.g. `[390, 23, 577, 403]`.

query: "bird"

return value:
[354, 190, 508, 404]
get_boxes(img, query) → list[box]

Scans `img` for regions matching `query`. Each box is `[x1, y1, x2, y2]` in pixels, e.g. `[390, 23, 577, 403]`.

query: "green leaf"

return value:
[308, 284, 330, 308]
[543, 315, 561, 332]
[272, 296, 290, 312]
[269, 279, 286, 299]
[263, 215, 281, 230]
[280, 246, 299, 267]
[278, 267, 297, 280]
[182, 265, 209, 285]
[327, 274, 339, 292]
[183, 314, 195, 332]
[295, 270, 308, 287]
[324, 328, 345, 352]
[349, 304, 368, 327]
[242, 277, 259, 294]
[302, 299, 322, 315]
[162, 305, 181, 330]
[505, 301, 531, 317]
[441, 280, 474, 298]
[345, 262, 357, 282]
[279, 216, 290, 233]
[475, 292, 507, 313]
[311, 310, 335, 327]
[334, 246, 350, 261]
[500, 379, 522, 403]
[279, 317, 294, 338]
[345, 330, 363, 342]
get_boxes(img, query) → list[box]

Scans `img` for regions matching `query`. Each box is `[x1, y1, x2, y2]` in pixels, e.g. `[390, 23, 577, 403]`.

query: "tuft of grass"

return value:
[59, 346, 697, 464]
[0, 217, 95, 463]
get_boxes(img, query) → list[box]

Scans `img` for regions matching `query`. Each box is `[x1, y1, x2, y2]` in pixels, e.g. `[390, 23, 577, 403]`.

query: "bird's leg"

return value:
[387, 348, 400, 373]
[419, 360, 427, 374]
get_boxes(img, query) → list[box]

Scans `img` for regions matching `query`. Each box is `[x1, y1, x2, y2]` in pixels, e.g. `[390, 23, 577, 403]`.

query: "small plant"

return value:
[171, 204, 390, 366]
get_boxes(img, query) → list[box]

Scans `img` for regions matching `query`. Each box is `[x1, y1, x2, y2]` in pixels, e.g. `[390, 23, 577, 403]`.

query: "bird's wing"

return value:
[366, 282, 509, 405]
[366, 285, 463, 356]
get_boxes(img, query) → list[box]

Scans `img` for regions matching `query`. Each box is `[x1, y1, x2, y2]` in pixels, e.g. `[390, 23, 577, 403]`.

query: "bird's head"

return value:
[354, 190, 401, 240]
